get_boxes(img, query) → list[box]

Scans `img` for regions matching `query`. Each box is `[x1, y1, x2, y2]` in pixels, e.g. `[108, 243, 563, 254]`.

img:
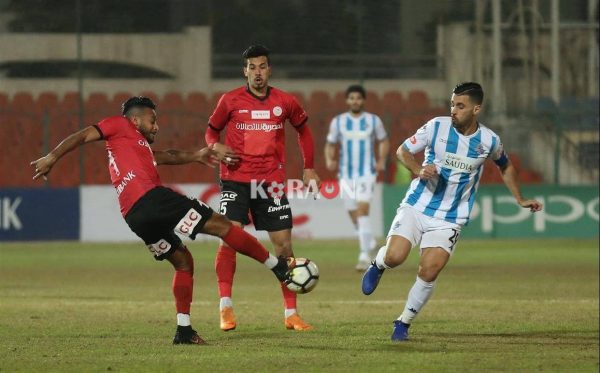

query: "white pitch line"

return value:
[10, 298, 596, 306]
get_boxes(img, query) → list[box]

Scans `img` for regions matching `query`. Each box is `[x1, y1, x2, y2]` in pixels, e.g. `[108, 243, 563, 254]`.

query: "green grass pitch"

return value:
[0, 239, 598, 372]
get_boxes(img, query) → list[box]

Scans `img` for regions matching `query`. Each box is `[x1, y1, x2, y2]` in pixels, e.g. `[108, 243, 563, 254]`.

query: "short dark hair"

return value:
[121, 96, 156, 116]
[346, 85, 366, 99]
[453, 82, 484, 105]
[242, 44, 271, 65]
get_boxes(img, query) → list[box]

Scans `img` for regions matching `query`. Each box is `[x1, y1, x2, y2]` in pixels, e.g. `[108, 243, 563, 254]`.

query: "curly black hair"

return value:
[121, 96, 156, 116]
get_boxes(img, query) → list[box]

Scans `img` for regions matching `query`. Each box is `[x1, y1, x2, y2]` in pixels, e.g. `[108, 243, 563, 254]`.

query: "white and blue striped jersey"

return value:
[401, 116, 508, 225]
[327, 111, 388, 180]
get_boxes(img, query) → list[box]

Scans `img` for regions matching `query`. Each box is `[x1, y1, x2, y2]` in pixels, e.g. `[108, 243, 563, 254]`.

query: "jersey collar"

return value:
[246, 84, 271, 101]
[452, 121, 481, 138]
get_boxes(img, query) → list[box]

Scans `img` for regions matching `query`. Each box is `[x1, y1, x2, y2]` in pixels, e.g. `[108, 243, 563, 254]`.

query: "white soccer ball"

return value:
[284, 257, 319, 294]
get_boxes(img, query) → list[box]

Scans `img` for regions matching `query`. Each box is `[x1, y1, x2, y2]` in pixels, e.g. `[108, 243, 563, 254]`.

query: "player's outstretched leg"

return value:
[167, 245, 207, 345]
[362, 235, 413, 295]
[361, 246, 389, 295]
[202, 214, 289, 281]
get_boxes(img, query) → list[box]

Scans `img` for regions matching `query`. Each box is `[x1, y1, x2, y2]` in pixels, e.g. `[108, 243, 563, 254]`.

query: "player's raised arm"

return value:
[30, 125, 102, 180]
[153, 146, 221, 167]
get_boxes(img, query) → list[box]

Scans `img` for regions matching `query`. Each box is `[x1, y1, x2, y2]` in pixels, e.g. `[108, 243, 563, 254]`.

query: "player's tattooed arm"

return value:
[210, 143, 240, 165]
[153, 146, 220, 167]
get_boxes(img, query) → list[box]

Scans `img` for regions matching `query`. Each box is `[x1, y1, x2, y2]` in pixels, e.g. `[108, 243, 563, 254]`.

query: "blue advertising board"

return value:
[0, 188, 80, 241]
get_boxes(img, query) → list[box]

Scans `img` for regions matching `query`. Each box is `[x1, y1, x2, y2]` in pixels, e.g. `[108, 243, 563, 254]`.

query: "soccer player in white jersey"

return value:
[325, 85, 390, 270]
[361, 82, 543, 341]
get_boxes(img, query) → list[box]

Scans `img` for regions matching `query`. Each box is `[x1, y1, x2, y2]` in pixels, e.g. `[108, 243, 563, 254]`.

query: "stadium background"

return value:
[0, 1, 598, 371]
[0, 0, 597, 241]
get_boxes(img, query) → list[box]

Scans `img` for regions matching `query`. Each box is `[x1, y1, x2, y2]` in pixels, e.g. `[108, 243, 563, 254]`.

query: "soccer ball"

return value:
[284, 257, 319, 294]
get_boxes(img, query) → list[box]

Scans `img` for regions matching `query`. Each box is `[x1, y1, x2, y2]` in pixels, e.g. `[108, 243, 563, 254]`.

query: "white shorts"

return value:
[387, 204, 462, 255]
[341, 177, 376, 211]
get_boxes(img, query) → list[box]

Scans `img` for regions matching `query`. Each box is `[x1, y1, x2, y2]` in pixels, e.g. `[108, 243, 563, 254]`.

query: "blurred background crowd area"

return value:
[0, 0, 597, 187]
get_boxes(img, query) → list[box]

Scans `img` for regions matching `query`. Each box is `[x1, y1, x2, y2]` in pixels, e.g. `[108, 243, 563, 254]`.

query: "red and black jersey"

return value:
[94, 116, 161, 216]
[208, 86, 308, 183]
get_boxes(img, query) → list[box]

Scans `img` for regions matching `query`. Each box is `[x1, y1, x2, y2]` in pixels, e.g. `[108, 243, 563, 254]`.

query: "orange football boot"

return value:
[220, 307, 236, 331]
[285, 314, 313, 331]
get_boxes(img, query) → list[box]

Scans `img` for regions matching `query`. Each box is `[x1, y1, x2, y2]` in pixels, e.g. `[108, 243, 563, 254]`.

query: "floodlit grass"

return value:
[0, 239, 598, 372]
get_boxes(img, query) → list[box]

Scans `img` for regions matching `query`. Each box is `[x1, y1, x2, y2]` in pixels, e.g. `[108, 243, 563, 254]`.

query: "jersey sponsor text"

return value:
[116, 171, 136, 196]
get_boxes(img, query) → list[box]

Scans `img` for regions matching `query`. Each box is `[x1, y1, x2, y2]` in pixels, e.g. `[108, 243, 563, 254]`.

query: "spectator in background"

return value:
[324, 85, 390, 270]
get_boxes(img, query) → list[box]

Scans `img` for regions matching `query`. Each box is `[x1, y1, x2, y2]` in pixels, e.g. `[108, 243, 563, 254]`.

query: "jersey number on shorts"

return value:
[448, 229, 459, 251]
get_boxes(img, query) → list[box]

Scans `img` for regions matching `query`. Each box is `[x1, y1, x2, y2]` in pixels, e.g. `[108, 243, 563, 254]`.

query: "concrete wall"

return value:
[0, 26, 449, 104]
[529, 129, 597, 185]
[0, 26, 211, 95]
[2, 23, 592, 107]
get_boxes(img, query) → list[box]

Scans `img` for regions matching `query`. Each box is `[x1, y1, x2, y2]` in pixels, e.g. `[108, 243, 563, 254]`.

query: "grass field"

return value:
[0, 238, 598, 372]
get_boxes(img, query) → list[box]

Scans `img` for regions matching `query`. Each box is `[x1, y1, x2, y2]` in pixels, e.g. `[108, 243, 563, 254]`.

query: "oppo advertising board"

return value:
[81, 183, 383, 242]
[383, 185, 599, 238]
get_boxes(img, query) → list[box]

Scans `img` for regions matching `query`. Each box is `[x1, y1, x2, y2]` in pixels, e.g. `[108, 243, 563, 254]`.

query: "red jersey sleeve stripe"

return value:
[291, 116, 309, 128]
[208, 123, 222, 132]
[93, 124, 104, 139]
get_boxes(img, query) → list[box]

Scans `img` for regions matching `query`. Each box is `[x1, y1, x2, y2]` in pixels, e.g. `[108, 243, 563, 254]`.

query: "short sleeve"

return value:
[208, 94, 230, 131]
[287, 95, 308, 127]
[96, 116, 127, 140]
[402, 120, 432, 154]
[326, 116, 340, 143]
[373, 115, 387, 141]
[489, 136, 509, 167]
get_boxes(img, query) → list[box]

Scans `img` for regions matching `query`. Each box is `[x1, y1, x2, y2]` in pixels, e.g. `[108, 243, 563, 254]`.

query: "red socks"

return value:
[221, 225, 270, 262]
[218, 225, 297, 310]
[172, 270, 193, 314]
[172, 246, 194, 314]
[280, 282, 297, 309]
[215, 244, 236, 298]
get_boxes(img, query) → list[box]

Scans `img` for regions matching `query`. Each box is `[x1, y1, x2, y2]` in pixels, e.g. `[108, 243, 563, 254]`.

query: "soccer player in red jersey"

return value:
[205, 45, 321, 331]
[30, 96, 290, 345]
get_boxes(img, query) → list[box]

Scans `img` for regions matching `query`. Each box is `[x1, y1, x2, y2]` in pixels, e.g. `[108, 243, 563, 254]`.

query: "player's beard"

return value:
[452, 115, 475, 133]
[140, 129, 156, 144]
